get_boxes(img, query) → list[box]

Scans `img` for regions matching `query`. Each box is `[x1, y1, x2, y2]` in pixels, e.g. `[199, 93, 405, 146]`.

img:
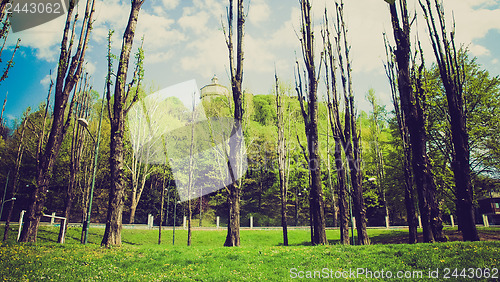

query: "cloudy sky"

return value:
[2, 0, 500, 126]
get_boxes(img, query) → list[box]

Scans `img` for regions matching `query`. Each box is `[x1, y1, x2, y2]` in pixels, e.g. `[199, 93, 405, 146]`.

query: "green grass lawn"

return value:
[1, 226, 499, 281]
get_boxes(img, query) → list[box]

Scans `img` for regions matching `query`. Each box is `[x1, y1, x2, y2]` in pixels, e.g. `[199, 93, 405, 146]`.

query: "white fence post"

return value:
[216, 216, 220, 230]
[250, 216, 253, 229]
[148, 214, 154, 229]
[483, 214, 489, 227]
[50, 212, 56, 225]
[17, 210, 25, 242]
[183, 216, 186, 229]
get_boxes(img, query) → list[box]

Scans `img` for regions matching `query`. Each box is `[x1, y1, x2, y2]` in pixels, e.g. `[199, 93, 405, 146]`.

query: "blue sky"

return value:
[1, 0, 500, 127]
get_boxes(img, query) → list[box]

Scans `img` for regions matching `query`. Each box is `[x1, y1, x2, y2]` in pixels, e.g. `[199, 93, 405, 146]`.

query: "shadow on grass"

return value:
[279, 231, 409, 246]
[279, 239, 343, 246]
[368, 230, 409, 244]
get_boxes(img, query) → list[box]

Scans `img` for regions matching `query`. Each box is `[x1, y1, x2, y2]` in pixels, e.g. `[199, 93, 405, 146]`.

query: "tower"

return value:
[200, 75, 230, 102]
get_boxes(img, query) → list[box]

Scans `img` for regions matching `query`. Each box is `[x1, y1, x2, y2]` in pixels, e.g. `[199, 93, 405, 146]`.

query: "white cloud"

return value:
[248, 0, 270, 26]
[178, 10, 210, 34]
[162, 0, 180, 10]
[180, 28, 227, 79]
[92, 0, 134, 44]
[40, 74, 52, 88]
[5, 114, 15, 122]
[469, 43, 491, 57]
[435, 0, 500, 43]
[145, 51, 174, 65]
[84, 61, 97, 75]
[11, 16, 66, 61]
[244, 34, 276, 73]
[137, 13, 184, 50]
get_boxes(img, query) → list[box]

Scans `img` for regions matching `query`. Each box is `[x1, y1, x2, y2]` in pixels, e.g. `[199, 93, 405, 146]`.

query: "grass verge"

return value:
[0, 226, 498, 281]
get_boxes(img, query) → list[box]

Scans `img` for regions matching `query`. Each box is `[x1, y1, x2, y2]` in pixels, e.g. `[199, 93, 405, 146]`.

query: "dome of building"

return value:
[200, 75, 230, 100]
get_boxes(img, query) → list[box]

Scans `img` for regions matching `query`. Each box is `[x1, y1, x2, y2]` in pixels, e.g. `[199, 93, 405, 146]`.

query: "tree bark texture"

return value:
[334, 139, 350, 244]
[323, 12, 349, 245]
[336, 2, 369, 245]
[223, 0, 244, 247]
[419, 0, 479, 242]
[102, 0, 144, 247]
[58, 80, 90, 243]
[20, 0, 95, 242]
[275, 74, 288, 246]
[389, 0, 442, 242]
[3, 111, 28, 241]
[297, 0, 327, 246]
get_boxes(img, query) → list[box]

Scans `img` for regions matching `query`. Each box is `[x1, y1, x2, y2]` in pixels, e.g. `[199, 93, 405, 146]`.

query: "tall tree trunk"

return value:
[102, 0, 144, 247]
[414, 60, 446, 242]
[335, 139, 350, 244]
[58, 77, 90, 244]
[187, 96, 196, 247]
[384, 34, 418, 243]
[3, 109, 29, 241]
[323, 10, 349, 245]
[336, 1, 369, 245]
[387, 0, 436, 242]
[223, 0, 245, 247]
[326, 124, 338, 227]
[199, 196, 203, 227]
[295, 0, 327, 246]
[20, 0, 95, 242]
[275, 72, 288, 246]
[129, 172, 149, 224]
[295, 185, 299, 226]
[420, 0, 479, 242]
[345, 120, 370, 245]
[158, 175, 164, 244]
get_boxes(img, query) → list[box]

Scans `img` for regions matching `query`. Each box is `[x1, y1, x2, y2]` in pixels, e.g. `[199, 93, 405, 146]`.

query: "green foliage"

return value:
[426, 54, 500, 207]
[0, 227, 499, 281]
[5, 52, 499, 230]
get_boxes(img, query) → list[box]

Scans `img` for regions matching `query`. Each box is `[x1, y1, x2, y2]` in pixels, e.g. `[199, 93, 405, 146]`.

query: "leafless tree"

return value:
[419, 0, 479, 242]
[102, 0, 145, 247]
[295, 0, 328, 246]
[275, 71, 289, 246]
[2, 108, 29, 241]
[335, 1, 370, 245]
[19, 0, 96, 242]
[58, 73, 92, 243]
[222, 0, 245, 247]
[0, 0, 21, 87]
[383, 35, 418, 243]
[322, 10, 349, 244]
[385, 0, 445, 242]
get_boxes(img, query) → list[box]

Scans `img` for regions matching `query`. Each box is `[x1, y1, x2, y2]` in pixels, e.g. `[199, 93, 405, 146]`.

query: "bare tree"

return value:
[58, 73, 92, 243]
[2, 108, 29, 241]
[384, 35, 418, 243]
[335, 1, 370, 245]
[385, 0, 445, 242]
[322, 10, 349, 244]
[275, 71, 288, 246]
[0, 0, 21, 87]
[126, 98, 159, 224]
[419, 0, 479, 242]
[222, 0, 245, 247]
[102, 0, 145, 247]
[295, 0, 327, 246]
[19, 0, 96, 242]
[366, 90, 389, 223]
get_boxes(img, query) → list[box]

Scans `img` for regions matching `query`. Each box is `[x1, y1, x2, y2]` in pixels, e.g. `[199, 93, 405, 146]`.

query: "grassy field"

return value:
[1, 226, 499, 281]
